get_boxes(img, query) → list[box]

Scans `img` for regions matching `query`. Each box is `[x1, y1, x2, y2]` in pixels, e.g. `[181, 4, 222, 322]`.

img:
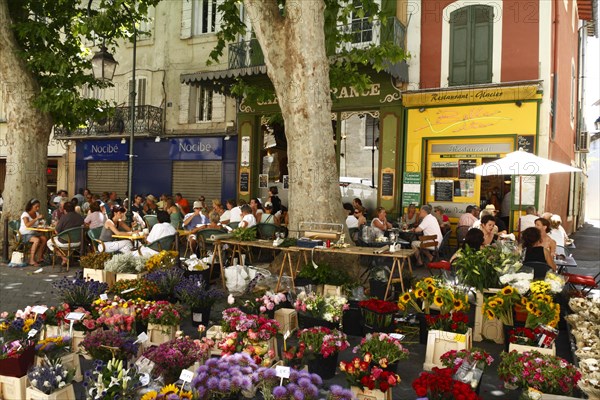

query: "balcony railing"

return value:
[228, 16, 406, 70]
[54, 105, 163, 139]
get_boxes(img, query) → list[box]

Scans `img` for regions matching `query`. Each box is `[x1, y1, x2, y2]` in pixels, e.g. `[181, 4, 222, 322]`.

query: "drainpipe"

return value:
[550, 1, 559, 140]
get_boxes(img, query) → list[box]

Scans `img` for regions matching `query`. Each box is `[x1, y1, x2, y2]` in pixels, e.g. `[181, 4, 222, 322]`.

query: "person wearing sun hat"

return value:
[183, 200, 210, 254]
[143, 194, 159, 215]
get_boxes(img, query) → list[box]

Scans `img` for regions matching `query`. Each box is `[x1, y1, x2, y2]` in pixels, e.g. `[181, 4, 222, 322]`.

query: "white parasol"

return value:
[466, 149, 582, 214]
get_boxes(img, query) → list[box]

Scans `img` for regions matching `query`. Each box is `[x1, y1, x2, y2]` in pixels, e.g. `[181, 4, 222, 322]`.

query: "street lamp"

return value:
[91, 45, 118, 81]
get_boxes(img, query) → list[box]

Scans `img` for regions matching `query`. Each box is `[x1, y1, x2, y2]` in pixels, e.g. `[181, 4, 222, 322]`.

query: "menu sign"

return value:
[380, 168, 395, 199]
[239, 171, 249, 194]
[458, 159, 477, 179]
[434, 181, 454, 202]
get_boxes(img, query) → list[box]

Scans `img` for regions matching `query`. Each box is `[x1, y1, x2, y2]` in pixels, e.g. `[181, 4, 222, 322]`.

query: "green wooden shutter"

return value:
[449, 5, 493, 86]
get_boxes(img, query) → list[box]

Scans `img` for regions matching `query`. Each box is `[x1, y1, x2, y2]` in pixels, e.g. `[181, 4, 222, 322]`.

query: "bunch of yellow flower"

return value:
[398, 277, 468, 315]
[140, 384, 193, 400]
[529, 281, 551, 295]
[482, 286, 521, 326]
[524, 292, 560, 328]
[145, 250, 178, 272]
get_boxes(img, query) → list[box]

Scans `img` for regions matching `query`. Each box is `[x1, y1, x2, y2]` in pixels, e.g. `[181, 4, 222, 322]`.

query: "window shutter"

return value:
[181, 0, 192, 39]
[211, 92, 225, 122]
[449, 8, 469, 86]
[179, 83, 191, 124]
[471, 6, 493, 84]
[138, 78, 147, 106]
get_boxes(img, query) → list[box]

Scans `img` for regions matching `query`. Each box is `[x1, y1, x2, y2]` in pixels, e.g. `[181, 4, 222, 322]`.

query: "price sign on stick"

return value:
[100, 293, 108, 301]
[32, 306, 48, 315]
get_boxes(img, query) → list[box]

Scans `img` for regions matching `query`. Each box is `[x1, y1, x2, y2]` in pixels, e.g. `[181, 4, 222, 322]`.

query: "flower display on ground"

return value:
[339, 355, 401, 392]
[353, 332, 409, 367]
[440, 347, 494, 371]
[412, 367, 481, 400]
[145, 250, 178, 272]
[35, 335, 71, 359]
[287, 327, 349, 361]
[294, 292, 348, 323]
[52, 272, 108, 309]
[109, 279, 161, 300]
[80, 330, 138, 362]
[147, 301, 185, 327]
[140, 384, 193, 400]
[83, 358, 142, 400]
[482, 285, 521, 326]
[498, 350, 581, 395]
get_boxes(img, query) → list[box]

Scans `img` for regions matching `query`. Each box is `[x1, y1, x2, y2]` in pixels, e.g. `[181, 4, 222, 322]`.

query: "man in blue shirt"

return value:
[183, 201, 210, 254]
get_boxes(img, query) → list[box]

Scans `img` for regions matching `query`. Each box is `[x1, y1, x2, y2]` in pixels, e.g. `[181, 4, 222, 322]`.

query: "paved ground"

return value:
[0, 221, 598, 399]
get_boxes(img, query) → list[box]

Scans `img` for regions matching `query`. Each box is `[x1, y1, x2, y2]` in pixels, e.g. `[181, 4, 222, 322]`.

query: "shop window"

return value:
[340, 112, 379, 187]
[339, 0, 381, 50]
[364, 115, 379, 148]
[192, 0, 221, 35]
[448, 5, 493, 86]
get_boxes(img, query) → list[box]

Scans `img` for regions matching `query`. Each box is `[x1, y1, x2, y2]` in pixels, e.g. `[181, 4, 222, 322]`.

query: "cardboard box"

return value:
[508, 342, 556, 356]
[351, 386, 392, 400]
[82, 269, 116, 288]
[275, 309, 298, 335]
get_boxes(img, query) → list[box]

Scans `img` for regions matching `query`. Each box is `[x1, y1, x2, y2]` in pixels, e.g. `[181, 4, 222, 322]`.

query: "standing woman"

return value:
[19, 199, 48, 266]
[535, 217, 557, 257]
[98, 207, 133, 253]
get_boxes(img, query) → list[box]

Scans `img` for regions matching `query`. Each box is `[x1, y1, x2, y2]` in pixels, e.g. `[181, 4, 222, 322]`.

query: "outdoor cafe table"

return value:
[555, 254, 578, 273]
[112, 233, 146, 251]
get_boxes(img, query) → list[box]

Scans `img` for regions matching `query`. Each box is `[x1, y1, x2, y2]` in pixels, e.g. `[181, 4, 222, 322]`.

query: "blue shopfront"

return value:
[75, 136, 238, 203]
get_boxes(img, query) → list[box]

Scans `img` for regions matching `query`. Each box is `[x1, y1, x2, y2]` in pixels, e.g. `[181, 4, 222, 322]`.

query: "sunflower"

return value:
[424, 277, 435, 285]
[426, 285, 435, 294]
[488, 300, 498, 308]
[535, 294, 545, 301]
[501, 286, 514, 295]
[453, 299, 463, 311]
[400, 293, 411, 304]
[526, 302, 535, 312]
[485, 309, 495, 320]
[534, 310, 542, 317]
[179, 391, 193, 399]
[161, 384, 179, 395]
[495, 298, 504, 306]
[140, 391, 158, 400]
[433, 295, 444, 307]
[415, 288, 425, 298]
[521, 297, 528, 306]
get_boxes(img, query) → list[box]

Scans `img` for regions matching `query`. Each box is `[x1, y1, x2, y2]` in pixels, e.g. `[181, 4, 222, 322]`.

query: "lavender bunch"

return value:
[28, 362, 75, 394]
[146, 268, 185, 296]
[174, 276, 225, 309]
[192, 353, 260, 399]
[80, 330, 138, 362]
[52, 271, 108, 308]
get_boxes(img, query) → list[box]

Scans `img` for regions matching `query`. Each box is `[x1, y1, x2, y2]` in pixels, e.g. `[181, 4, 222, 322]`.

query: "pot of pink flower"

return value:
[353, 332, 409, 373]
[293, 326, 349, 380]
[146, 301, 186, 345]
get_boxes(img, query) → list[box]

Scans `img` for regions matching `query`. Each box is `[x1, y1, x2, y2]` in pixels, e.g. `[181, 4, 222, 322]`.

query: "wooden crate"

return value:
[474, 289, 504, 344]
[42, 325, 63, 340]
[147, 324, 178, 346]
[116, 272, 147, 282]
[351, 386, 392, 400]
[508, 342, 556, 356]
[423, 328, 472, 371]
[275, 308, 298, 335]
[70, 330, 86, 356]
[82, 269, 116, 288]
[34, 353, 82, 382]
[0, 375, 28, 400]
[25, 384, 76, 400]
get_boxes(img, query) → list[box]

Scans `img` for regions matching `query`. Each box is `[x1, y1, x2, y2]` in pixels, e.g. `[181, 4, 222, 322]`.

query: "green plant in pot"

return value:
[452, 245, 500, 292]
[232, 226, 257, 241]
[296, 261, 351, 286]
[80, 252, 112, 270]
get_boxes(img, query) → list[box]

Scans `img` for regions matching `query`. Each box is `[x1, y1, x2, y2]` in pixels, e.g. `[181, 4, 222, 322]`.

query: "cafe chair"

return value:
[139, 234, 176, 256]
[87, 227, 105, 253]
[49, 226, 83, 271]
[143, 215, 158, 230]
[228, 221, 240, 230]
[438, 230, 452, 260]
[348, 227, 360, 244]
[418, 235, 439, 267]
[196, 229, 228, 258]
[427, 260, 452, 277]
[563, 272, 600, 296]
[8, 220, 31, 253]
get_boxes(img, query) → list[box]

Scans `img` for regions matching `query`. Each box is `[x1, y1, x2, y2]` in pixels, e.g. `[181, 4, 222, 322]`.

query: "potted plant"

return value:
[498, 350, 581, 395]
[242, 291, 288, 318]
[147, 301, 186, 344]
[175, 276, 225, 326]
[412, 367, 481, 400]
[291, 327, 349, 379]
[79, 329, 139, 362]
[353, 332, 409, 372]
[439, 348, 494, 393]
[146, 268, 186, 302]
[109, 278, 161, 300]
[51, 272, 109, 310]
[191, 353, 260, 399]
[43, 305, 69, 338]
[103, 253, 148, 282]
[219, 308, 279, 366]
[84, 358, 142, 400]
[26, 361, 76, 400]
[293, 291, 348, 329]
[296, 261, 351, 288]
[143, 335, 214, 384]
[340, 355, 401, 400]
[358, 299, 400, 333]
[452, 245, 501, 293]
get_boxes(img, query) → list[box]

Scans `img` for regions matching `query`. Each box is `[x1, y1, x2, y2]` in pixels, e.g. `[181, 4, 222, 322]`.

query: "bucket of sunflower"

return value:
[420, 284, 472, 371]
[397, 277, 444, 344]
[481, 285, 521, 347]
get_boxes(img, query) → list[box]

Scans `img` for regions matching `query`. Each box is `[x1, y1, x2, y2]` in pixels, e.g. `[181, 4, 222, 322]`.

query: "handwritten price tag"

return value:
[275, 365, 291, 379]
[390, 333, 405, 341]
[283, 330, 291, 341]
[139, 373, 150, 386]
[100, 293, 108, 301]
[28, 329, 38, 338]
[179, 369, 194, 383]
[31, 306, 48, 314]
[136, 332, 149, 344]
[65, 312, 85, 321]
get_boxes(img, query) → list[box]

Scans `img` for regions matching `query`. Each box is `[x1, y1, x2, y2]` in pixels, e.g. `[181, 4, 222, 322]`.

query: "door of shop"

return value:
[87, 162, 128, 198]
[172, 161, 223, 203]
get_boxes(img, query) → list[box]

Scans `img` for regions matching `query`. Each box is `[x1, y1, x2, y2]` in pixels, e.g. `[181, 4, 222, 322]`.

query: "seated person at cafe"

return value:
[433, 206, 451, 234]
[136, 211, 176, 257]
[261, 202, 280, 225]
[479, 214, 497, 246]
[410, 204, 443, 266]
[521, 226, 557, 276]
[198, 211, 227, 231]
[184, 201, 210, 254]
[401, 203, 420, 228]
[239, 204, 257, 229]
[98, 206, 133, 253]
[229, 199, 245, 223]
[371, 207, 393, 233]
[450, 228, 484, 263]
[458, 205, 478, 229]
[549, 214, 568, 248]
[84, 201, 105, 229]
[343, 203, 357, 229]
[519, 205, 538, 232]
[47, 201, 85, 266]
[483, 204, 507, 234]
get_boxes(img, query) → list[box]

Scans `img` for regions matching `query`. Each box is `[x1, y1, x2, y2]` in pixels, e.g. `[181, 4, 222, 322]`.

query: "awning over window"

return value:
[180, 66, 268, 95]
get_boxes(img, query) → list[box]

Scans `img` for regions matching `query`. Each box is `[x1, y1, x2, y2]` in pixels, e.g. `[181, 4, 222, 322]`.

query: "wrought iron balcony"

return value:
[54, 105, 163, 139]
[228, 16, 406, 70]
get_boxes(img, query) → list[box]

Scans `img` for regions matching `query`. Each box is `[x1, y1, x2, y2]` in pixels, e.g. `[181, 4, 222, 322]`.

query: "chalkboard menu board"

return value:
[517, 135, 535, 153]
[381, 170, 394, 198]
[459, 159, 477, 179]
[434, 181, 454, 201]
[240, 172, 249, 193]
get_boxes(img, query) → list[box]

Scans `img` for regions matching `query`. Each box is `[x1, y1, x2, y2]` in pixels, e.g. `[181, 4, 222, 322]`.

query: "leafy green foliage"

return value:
[7, 0, 160, 128]
[297, 262, 351, 286]
[453, 245, 501, 292]
[231, 226, 257, 241]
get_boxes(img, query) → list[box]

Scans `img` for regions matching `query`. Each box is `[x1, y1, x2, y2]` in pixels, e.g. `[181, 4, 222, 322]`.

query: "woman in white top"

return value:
[371, 207, 393, 233]
[19, 198, 48, 266]
[250, 198, 264, 223]
[549, 215, 568, 248]
[98, 207, 133, 253]
[84, 201, 106, 229]
[239, 204, 257, 228]
[260, 202, 280, 225]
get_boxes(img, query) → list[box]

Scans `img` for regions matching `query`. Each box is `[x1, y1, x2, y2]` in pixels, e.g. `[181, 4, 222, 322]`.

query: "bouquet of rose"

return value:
[246, 291, 287, 315]
[35, 335, 71, 360]
[147, 301, 185, 326]
[353, 332, 409, 367]
[79, 329, 138, 361]
[27, 361, 75, 394]
[84, 358, 142, 400]
[295, 327, 349, 359]
[506, 326, 539, 345]
[143, 335, 214, 383]
[498, 350, 581, 395]
[294, 292, 348, 323]
[358, 299, 400, 330]
[412, 367, 481, 400]
[191, 353, 260, 399]
[340, 355, 401, 393]
[425, 311, 469, 334]
[221, 308, 279, 340]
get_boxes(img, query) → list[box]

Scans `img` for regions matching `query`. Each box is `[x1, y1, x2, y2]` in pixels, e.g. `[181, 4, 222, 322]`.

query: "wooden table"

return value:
[113, 233, 146, 250]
